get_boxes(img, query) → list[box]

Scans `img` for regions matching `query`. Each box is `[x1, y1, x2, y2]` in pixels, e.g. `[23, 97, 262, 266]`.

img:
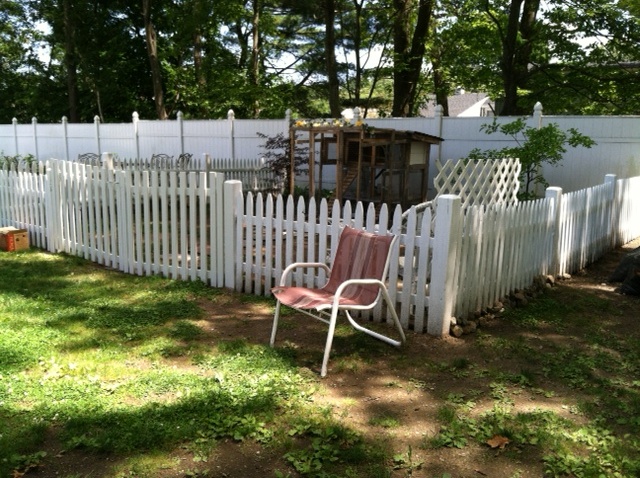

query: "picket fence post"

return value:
[94, 115, 101, 155]
[44, 160, 60, 253]
[223, 180, 243, 288]
[12, 118, 18, 155]
[177, 111, 184, 154]
[605, 174, 618, 248]
[228, 109, 235, 161]
[132, 111, 140, 160]
[428, 194, 462, 336]
[546, 186, 563, 277]
[62, 116, 69, 160]
[434, 104, 444, 162]
[32, 117, 39, 161]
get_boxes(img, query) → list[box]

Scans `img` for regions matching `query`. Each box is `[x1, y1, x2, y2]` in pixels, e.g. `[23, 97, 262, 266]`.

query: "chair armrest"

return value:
[332, 278, 386, 307]
[279, 262, 331, 286]
[334, 278, 385, 294]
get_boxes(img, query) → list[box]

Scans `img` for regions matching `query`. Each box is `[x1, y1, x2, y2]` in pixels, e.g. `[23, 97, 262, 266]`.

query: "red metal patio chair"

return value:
[270, 226, 406, 377]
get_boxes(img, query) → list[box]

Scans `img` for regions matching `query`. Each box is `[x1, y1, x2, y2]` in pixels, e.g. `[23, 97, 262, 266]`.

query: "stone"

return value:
[609, 246, 640, 295]
[451, 325, 464, 337]
[463, 321, 477, 334]
[545, 274, 556, 285]
[490, 301, 504, 313]
[513, 292, 528, 306]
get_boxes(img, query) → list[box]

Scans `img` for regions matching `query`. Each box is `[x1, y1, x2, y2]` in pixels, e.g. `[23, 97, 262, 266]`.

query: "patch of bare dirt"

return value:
[25, 239, 640, 478]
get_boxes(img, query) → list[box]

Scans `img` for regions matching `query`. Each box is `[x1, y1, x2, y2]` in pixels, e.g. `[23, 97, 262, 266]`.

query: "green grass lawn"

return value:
[1, 248, 640, 478]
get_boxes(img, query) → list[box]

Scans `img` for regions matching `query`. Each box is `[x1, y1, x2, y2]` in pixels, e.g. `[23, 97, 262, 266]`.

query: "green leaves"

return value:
[469, 118, 595, 199]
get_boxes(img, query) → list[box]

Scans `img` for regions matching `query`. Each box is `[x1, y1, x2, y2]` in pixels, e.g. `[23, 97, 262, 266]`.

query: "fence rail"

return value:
[1, 160, 639, 335]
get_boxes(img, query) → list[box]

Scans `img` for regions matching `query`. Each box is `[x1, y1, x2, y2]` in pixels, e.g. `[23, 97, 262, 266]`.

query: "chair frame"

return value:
[270, 227, 406, 377]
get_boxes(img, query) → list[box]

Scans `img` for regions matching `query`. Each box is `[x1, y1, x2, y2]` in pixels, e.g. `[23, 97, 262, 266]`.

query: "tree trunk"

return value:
[430, 31, 449, 116]
[351, 0, 363, 106]
[62, 0, 79, 122]
[325, 0, 341, 117]
[499, 0, 540, 115]
[392, 0, 434, 117]
[142, 0, 168, 120]
[250, 0, 261, 118]
[193, 0, 206, 87]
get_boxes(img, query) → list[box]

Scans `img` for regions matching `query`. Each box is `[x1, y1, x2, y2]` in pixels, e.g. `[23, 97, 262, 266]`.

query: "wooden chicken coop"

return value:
[289, 124, 443, 209]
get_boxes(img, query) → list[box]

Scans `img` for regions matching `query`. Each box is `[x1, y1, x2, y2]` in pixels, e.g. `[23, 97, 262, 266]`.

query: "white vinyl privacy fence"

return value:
[3, 105, 640, 197]
[1, 160, 639, 335]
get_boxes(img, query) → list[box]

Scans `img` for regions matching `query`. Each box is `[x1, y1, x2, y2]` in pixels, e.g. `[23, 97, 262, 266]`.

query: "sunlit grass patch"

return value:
[368, 413, 402, 429]
[3, 249, 640, 477]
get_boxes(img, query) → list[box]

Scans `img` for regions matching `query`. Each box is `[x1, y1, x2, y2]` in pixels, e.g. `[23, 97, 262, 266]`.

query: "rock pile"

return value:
[608, 247, 640, 295]
[449, 274, 560, 337]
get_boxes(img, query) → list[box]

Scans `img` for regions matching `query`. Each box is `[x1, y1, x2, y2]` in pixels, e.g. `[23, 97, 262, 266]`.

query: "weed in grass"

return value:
[284, 422, 367, 475]
[502, 296, 570, 328]
[334, 354, 365, 373]
[392, 446, 423, 474]
[368, 413, 401, 429]
[451, 357, 471, 370]
[169, 320, 203, 341]
[499, 369, 535, 388]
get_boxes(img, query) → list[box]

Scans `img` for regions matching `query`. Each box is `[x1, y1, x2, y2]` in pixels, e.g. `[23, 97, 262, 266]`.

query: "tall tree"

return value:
[490, 0, 540, 115]
[392, 0, 434, 116]
[61, 0, 80, 121]
[324, 0, 341, 116]
[434, 0, 640, 115]
[142, 0, 167, 119]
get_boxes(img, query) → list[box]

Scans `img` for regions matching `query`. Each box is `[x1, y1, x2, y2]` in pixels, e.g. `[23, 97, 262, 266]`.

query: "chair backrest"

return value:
[324, 226, 395, 306]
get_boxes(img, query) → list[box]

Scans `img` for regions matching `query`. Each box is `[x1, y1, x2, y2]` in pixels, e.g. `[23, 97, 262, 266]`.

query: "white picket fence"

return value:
[1, 159, 639, 335]
[71, 153, 282, 194]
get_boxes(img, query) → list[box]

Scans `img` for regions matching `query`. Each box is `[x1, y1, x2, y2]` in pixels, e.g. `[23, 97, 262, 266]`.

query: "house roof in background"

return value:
[420, 92, 495, 117]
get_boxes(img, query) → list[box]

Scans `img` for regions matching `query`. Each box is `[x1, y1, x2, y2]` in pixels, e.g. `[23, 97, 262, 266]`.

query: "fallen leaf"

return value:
[486, 435, 510, 449]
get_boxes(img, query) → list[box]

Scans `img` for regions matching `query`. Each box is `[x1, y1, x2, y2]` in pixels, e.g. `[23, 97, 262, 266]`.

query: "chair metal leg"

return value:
[343, 288, 406, 347]
[381, 287, 407, 344]
[270, 300, 282, 347]
[321, 308, 340, 377]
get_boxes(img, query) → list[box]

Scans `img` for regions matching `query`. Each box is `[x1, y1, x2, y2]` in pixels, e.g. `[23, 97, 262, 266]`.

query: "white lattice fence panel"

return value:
[434, 158, 521, 208]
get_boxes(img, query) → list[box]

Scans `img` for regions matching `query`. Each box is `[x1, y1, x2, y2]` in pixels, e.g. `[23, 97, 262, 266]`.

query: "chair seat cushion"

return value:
[272, 285, 376, 310]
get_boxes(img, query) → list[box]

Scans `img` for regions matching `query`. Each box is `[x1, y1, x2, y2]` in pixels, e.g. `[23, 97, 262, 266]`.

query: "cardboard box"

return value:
[0, 227, 30, 252]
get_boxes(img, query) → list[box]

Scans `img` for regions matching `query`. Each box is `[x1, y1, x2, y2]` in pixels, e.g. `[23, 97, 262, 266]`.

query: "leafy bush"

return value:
[467, 118, 595, 200]
[257, 132, 309, 195]
[0, 152, 36, 170]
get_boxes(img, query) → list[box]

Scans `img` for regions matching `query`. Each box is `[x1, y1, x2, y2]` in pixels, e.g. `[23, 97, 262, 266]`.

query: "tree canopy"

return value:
[1, 0, 638, 122]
